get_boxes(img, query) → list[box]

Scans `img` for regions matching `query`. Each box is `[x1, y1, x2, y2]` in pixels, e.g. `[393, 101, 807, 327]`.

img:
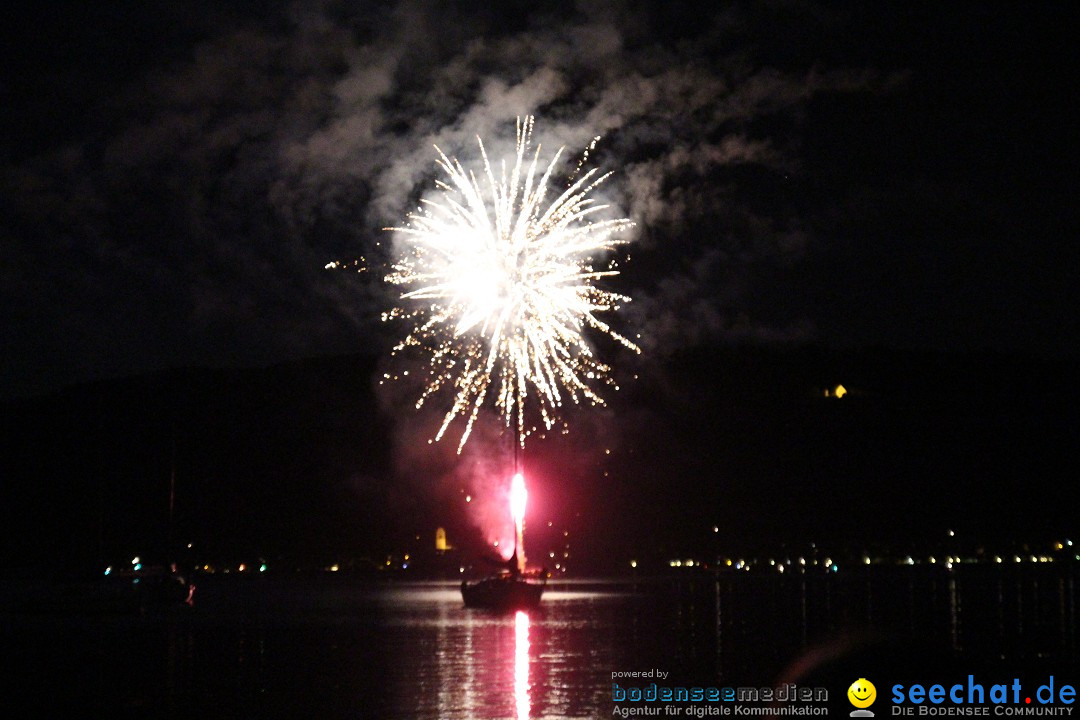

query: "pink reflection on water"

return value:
[514, 610, 530, 719]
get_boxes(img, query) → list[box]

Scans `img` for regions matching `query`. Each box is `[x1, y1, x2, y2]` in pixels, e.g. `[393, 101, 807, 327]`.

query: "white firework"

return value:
[383, 116, 638, 452]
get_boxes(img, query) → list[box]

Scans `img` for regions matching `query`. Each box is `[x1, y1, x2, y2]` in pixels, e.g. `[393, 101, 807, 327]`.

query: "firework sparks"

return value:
[383, 116, 638, 451]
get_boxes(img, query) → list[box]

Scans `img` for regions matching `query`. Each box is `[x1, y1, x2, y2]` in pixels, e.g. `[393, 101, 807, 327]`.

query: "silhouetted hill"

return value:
[2, 345, 1077, 573]
[609, 344, 1079, 560]
[0, 354, 390, 572]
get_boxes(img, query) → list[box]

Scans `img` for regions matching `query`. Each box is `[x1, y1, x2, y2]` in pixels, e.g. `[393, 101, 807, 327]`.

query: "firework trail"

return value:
[383, 116, 638, 452]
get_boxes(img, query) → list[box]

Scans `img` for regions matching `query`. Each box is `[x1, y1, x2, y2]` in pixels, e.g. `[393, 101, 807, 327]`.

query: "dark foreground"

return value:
[2, 563, 1076, 719]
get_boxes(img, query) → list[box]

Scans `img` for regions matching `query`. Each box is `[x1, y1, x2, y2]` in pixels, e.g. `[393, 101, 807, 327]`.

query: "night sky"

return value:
[2, 2, 1078, 567]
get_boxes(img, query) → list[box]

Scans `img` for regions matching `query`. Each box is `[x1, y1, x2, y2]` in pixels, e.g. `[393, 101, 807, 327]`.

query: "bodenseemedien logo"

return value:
[849, 678, 877, 717]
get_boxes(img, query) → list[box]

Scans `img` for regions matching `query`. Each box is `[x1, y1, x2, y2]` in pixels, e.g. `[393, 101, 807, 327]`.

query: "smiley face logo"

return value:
[848, 678, 877, 709]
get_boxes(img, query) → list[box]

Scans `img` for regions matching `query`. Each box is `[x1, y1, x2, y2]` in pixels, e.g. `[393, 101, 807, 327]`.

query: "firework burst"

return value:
[383, 116, 638, 452]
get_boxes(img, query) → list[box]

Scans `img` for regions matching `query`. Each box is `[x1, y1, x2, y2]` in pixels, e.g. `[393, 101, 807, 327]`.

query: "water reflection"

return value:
[515, 610, 530, 720]
[4, 570, 1075, 718]
[380, 580, 635, 719]
[715, 563, 1078, 681]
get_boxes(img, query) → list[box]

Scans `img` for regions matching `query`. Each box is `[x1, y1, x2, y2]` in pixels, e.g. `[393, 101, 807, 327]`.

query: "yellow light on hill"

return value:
[435, 527, 452, 552]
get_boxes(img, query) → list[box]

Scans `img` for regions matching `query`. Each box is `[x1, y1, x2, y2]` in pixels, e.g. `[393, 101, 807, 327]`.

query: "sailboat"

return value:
[94, 432, 195, 612]
[98, 429, 195, 612]
[460, 560, 546, 610]
[461, 472, 546, 610]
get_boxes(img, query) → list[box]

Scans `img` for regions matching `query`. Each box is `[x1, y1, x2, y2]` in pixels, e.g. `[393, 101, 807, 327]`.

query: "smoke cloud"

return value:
[1, 1, 883, 542]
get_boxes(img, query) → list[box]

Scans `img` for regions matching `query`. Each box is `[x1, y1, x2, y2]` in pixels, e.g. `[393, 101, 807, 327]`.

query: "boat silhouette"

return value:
[461, 551, 546, 610]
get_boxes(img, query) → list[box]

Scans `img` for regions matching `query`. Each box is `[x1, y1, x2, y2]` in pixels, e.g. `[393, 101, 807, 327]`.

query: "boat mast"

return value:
[169, 430, 176, 549]
[166, 424, 177, 567]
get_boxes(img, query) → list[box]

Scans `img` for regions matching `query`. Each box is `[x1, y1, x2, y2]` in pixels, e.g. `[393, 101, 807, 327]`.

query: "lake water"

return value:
[3, 565, 1077, 718]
